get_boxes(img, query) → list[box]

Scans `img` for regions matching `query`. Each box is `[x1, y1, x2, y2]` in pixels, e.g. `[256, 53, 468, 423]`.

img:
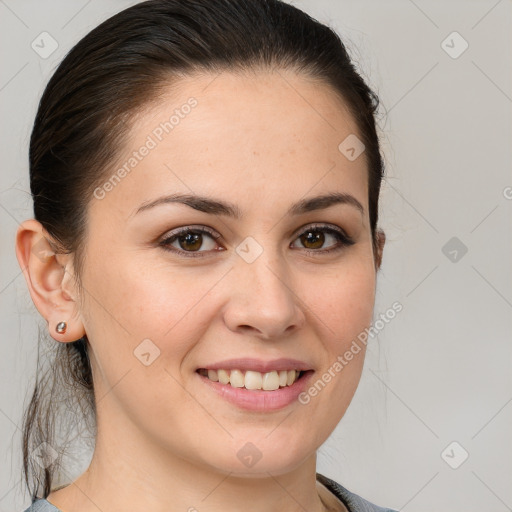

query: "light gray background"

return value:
[1, 1, 511, 511]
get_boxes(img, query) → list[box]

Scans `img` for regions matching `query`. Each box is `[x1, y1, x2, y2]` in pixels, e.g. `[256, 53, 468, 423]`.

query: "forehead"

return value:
[91, 69, 368, 219]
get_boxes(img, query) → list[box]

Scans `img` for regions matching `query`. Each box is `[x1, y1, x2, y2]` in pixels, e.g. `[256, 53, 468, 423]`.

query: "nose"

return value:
[222, 248, 306, 340]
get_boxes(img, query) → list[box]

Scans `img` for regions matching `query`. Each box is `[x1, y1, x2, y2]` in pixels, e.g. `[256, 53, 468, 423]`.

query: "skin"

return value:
[16, 68, 385, 512]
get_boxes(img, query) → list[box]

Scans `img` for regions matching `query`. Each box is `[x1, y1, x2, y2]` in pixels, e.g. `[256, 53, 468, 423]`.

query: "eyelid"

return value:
[290, 222, 352, 241]
[159, 225, 221, 242]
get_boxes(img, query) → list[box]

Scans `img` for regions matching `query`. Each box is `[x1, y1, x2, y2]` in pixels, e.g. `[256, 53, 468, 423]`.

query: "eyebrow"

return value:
[133, 191, 364, 218]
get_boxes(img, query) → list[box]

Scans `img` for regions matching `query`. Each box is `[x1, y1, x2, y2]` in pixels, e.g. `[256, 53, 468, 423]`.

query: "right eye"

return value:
[158, 226, 223, 258]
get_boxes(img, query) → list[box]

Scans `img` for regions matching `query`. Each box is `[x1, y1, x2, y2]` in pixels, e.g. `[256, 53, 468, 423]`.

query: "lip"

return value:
[196, 357, 313, 373]
[197, 369, 315, 412]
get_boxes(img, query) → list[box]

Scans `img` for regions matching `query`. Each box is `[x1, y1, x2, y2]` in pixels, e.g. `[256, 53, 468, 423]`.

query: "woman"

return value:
[16, 0, 395, 510]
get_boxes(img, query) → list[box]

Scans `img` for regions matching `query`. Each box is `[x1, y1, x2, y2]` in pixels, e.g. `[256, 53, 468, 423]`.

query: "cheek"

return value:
[288, 259, 376, 446]
[80, 249, 217, 365]
[306, 258, 376, 345]
[78, 251, 211, 426]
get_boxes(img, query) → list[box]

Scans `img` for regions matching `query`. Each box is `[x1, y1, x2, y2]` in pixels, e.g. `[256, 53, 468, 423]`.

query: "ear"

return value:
[374, 228, 386, 271]
[15, 219, 86, 342]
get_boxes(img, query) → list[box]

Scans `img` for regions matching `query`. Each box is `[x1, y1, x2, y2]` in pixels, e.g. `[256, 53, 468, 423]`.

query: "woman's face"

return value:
[75, 69, 384, 476]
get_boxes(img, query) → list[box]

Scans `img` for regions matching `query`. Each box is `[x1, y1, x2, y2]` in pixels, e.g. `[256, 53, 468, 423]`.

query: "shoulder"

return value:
[24, 477, 396, 512]
[316, 472, 398, 512]
[22, 498, 61, 512]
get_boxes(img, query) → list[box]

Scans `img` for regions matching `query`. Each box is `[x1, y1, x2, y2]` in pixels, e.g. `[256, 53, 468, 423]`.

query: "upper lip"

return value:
[197, 358, 314, 373]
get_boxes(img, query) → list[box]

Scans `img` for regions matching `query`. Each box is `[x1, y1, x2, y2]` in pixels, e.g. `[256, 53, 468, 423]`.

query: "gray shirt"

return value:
[23, 472, 397, 512]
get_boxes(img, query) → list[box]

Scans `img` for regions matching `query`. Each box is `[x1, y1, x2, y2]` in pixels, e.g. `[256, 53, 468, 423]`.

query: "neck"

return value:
[48, 416, 331, 512]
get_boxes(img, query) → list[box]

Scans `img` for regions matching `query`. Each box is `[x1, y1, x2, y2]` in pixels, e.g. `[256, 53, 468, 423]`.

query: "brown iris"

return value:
[178, 232, 203, 251]
[300, 230, 325, 250]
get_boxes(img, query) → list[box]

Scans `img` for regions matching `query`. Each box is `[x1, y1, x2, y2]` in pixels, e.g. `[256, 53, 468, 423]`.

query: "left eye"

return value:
[158, 224, 354, 258]
[290, 224, 354, 254]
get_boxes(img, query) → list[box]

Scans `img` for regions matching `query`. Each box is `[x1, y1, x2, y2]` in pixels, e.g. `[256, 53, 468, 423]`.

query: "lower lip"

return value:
[197, 370, 314, 412]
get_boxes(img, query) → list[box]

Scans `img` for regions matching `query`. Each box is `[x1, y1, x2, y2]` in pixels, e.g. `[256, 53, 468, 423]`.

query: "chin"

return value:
[198, 435, 315, 477]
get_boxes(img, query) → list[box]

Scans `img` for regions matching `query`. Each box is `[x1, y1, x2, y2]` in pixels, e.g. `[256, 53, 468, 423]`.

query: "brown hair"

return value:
[23, 0, 385, 500]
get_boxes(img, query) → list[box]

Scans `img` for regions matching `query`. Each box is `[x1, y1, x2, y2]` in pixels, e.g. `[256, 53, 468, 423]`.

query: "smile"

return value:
[197, 368, 304, 390]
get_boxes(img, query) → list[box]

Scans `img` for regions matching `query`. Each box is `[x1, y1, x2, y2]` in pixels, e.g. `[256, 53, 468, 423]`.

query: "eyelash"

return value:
[158, 223, 355, 259]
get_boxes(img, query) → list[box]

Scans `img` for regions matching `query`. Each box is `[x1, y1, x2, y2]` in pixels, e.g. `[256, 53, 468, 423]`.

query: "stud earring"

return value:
[56, 321, 67, 334]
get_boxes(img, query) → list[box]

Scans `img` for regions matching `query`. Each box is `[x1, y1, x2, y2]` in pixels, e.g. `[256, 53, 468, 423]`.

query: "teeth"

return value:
[217, 369, 229, 385]
[201, 369, 302, 390]
[230, 369, 244, 388]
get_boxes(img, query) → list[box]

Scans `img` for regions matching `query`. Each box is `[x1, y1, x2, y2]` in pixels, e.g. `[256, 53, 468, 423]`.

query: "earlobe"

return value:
[15, 219, 86, 342]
